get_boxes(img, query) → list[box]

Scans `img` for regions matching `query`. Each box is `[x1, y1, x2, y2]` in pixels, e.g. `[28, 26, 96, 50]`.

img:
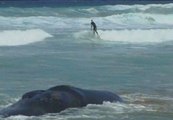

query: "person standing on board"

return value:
[91, 20, 99, 36]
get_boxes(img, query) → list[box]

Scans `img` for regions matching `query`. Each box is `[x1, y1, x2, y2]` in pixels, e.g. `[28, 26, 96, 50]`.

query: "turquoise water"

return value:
[0, 3, 173, 120]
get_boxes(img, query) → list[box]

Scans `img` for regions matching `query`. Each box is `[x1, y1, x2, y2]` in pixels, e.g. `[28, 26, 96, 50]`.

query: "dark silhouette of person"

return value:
[91, 20, 99, 35]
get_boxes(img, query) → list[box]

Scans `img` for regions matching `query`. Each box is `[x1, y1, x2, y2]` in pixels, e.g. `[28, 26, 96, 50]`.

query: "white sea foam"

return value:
[103, 13, 173, 25]
[84, 8, 99, 14]
[1, 12, 173, 30]
[104, 3, 173, 11]
[98, 29, 173, 43]
[0, 29, 52, 46]
[74, 29, 173, 44]
[86, 102, 149, 113]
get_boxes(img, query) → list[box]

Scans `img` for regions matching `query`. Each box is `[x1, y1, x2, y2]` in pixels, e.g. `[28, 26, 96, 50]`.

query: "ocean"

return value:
[0, 2, 173, 120]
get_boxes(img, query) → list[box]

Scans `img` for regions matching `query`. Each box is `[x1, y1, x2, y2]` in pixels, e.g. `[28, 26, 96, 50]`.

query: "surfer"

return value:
[91, 20, 99, 36]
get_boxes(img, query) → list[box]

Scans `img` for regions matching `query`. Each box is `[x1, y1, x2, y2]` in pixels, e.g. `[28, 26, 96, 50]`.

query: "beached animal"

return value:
[0, 85, 122, 117]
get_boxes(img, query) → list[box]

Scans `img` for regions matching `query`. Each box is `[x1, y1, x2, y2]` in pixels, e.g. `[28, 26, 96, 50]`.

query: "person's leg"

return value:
[94, 27, 97, 35]
[94, 28, 98, 35]
[95, 30, 98, 35]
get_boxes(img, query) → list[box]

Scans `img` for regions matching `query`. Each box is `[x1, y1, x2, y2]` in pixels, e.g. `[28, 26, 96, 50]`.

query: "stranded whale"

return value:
[0, 85, 122, 117]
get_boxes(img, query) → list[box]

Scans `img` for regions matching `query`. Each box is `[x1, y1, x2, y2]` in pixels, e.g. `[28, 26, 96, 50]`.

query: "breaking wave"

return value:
[74, 29, 173, 44]
[0, 29, 52, 46]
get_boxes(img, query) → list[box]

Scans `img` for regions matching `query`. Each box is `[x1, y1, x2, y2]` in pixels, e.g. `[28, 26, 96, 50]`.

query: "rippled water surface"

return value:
[0, 3, 173, 120]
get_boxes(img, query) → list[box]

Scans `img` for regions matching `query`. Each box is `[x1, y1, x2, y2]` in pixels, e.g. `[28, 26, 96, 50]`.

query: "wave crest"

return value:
[0, 29, 52, 46]
[74, 29, 173, 44]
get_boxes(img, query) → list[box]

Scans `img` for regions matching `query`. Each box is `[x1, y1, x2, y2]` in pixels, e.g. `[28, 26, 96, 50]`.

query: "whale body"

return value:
[0, 85, 122, 117]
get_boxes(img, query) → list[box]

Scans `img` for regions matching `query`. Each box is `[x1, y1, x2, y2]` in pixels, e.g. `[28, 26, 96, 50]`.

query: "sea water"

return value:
[0, 2, 173, 120]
